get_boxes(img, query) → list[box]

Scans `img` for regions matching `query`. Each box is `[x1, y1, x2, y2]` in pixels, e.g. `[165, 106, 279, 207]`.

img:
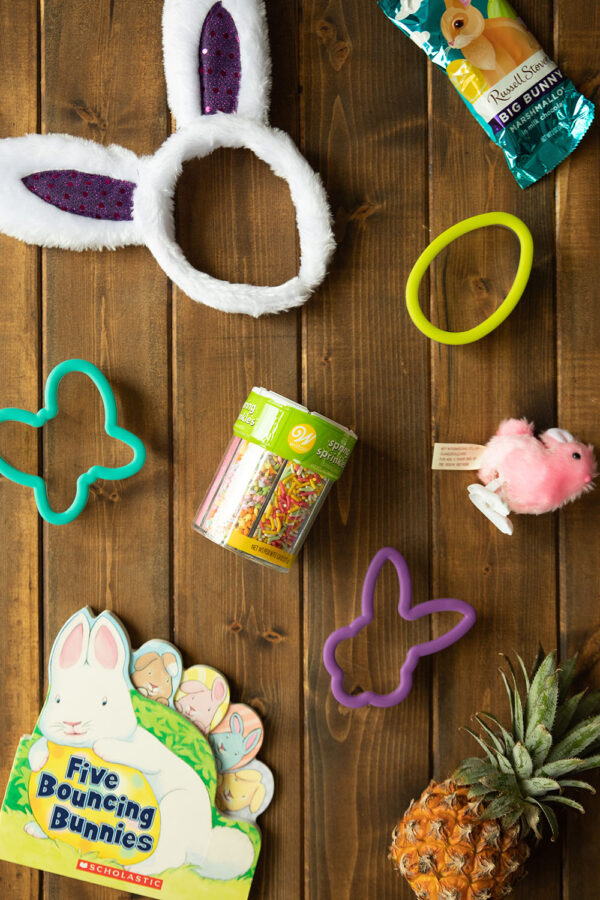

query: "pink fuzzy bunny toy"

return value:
[468, 418, 596, 535]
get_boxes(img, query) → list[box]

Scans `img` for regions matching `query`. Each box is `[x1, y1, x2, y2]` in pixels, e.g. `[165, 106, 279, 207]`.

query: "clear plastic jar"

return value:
[193, 389, 357, 572]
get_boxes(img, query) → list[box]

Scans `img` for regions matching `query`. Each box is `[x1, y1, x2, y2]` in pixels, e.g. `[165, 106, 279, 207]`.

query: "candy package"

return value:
[379, 0, 595, 188]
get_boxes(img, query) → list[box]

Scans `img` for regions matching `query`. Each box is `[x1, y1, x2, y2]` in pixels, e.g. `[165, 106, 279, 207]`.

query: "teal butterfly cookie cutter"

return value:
[0, 359, 146, 525]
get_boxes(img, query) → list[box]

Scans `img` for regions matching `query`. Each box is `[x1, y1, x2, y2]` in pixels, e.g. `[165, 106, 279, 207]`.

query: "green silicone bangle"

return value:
[405, 212, 534, 346]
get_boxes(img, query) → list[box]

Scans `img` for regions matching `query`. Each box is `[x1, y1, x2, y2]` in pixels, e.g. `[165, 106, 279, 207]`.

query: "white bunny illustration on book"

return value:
[25, 609, 254, 879]
[0, 0, 334, 317]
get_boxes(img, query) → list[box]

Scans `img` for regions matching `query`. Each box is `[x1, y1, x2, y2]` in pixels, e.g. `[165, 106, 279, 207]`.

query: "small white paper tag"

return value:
[432, 443, 487, 471]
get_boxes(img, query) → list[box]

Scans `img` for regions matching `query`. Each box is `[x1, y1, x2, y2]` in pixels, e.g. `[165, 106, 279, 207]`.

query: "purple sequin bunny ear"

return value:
[163, 0, 271, 126]
[0, 0, 334, 317]
[323, 548, 477, 709]
[0, 136, 141, 251]
[200, 4, 241, 115]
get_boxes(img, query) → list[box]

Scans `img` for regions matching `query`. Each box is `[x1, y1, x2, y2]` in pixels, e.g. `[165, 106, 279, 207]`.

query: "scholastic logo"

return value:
[77, 859, 163, 890]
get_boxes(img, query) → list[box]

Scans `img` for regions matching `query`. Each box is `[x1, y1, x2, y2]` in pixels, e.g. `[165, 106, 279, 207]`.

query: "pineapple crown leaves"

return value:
[453, 649, 600, 842]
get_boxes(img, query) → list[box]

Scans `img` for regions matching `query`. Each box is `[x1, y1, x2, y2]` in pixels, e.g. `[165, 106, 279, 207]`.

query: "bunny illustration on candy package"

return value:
[441, 0, 539, 88]
[0, 608, 263, 900]
[380, 0, 595, 188]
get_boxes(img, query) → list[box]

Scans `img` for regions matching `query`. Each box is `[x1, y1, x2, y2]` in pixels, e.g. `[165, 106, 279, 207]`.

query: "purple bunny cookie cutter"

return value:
[323, 547, 477, 709]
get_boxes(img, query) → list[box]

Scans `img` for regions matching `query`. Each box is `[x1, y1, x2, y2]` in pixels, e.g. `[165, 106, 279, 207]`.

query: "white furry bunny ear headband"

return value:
[0, 0, 334, 317]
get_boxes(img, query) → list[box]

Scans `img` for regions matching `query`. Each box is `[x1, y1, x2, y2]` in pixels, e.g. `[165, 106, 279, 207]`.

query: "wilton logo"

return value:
[287, 423, 317, 453]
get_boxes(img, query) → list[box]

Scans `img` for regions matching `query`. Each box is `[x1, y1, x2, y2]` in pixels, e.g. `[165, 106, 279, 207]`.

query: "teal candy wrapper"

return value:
[379, 0, 595, 188]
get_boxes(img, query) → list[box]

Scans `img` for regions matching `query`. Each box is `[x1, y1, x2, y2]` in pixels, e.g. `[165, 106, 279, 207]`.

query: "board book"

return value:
[0, 608, 273, 899]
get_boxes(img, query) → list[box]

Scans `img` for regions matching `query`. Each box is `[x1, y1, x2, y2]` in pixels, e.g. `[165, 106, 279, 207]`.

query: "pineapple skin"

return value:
[389, 779, 530, 900]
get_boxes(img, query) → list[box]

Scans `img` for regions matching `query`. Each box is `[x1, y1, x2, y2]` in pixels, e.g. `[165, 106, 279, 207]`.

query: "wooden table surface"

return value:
[0, 1, 599, 898]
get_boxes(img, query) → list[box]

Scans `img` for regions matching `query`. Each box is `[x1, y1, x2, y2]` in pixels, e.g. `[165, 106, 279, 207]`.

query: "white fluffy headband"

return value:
[0, 0, 335, 316]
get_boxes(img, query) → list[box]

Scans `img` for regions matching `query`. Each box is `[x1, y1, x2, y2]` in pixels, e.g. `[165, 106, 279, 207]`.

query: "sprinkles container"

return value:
[193, 389, 357, 572]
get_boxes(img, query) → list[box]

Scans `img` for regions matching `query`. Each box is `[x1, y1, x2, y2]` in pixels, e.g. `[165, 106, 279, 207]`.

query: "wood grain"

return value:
[40, 1, 169, 898]
[0, 1, 599, 899]
[172, 3, 303, 898]
[0, 0, 40, 897]
[302, 2, 431, 898]
[554, 3, 600, 897]
[428, 2, 561, 897]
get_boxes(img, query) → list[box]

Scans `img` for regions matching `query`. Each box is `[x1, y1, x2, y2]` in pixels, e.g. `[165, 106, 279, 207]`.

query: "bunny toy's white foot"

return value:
[24, 822, 47, 839]
[467, 484, 514, 536]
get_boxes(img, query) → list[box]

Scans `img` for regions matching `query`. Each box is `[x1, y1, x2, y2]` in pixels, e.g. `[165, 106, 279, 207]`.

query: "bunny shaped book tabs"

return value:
[174, 665, 274, 823]
[0, 608, 271, 900]
[0, 0, 334, 317]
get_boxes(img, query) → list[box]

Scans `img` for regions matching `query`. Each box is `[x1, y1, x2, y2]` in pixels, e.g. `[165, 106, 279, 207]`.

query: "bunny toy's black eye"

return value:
[454, 18, 465, 28]
[101, 697, 108, 706]
[572, 452, 582, 460]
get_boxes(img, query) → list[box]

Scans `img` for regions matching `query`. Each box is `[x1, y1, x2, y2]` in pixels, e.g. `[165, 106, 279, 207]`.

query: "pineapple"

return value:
[390, 650, 600, 899]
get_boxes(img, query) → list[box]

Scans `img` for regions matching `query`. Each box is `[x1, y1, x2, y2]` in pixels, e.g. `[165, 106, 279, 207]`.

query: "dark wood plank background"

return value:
[0, 1, 598, 898]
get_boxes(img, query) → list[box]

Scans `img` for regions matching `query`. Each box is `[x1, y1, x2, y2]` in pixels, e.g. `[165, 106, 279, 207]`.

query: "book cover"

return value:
[0, 609, 266, 899]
